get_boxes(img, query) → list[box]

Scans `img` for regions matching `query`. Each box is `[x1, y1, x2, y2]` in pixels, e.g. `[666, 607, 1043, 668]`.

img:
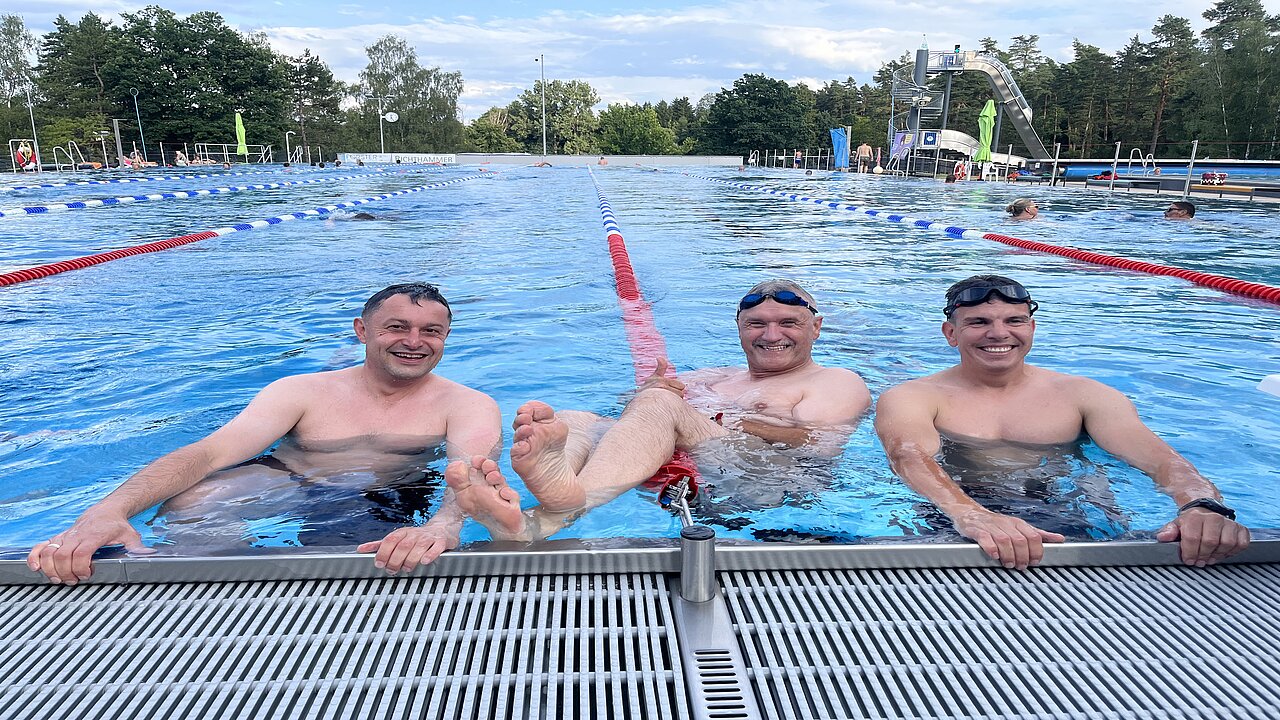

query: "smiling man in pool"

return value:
[27, 282, 502, 584]
[446, 279, 873, 542]
[874, 274, 1250, 570]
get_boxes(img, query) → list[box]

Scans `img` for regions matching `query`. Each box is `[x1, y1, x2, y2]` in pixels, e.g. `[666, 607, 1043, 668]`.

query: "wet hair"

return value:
[362, 282, 452, 322]
[1006, 198, 1036, 216]
[1169, 201, 1195, 217]
[741, 278, 819, 315]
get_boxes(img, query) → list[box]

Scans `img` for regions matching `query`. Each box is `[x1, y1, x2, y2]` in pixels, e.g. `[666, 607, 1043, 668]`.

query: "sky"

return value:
[18, 0, 1280, 120]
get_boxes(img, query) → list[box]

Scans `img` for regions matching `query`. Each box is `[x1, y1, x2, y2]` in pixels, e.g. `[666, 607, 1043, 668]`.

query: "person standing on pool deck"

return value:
[27, 283, 502, 584]
[855, 142, 874, 173]
[446, 279, 872, 542]
[874, 275, 1250, 570]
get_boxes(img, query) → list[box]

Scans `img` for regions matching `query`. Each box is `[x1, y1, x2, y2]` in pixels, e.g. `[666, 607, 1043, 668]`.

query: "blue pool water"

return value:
[1, 164, 1278, 555]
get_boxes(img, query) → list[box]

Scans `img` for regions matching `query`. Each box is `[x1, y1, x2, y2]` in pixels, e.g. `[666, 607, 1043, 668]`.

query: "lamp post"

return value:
[285, 130, 296, 163]
[369, 95, 395, 154]
[534, 54, 547, 157]
[129, 88, 148, 162]
[24, 88, 42, 173]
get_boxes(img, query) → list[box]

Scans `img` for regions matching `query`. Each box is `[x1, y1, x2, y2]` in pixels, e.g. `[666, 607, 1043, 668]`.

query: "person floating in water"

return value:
[1164, 201, 1195, 220]
[1006, 198, 1038, 220]
[875, 275, 1250, 570]
[447, 279, 872, 542]
[27, 283, 502, 584]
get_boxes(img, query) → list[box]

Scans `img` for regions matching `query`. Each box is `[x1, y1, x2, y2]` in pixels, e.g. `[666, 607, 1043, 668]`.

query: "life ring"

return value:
[952, 161, 968, 181]
[14, 149, 35, 170]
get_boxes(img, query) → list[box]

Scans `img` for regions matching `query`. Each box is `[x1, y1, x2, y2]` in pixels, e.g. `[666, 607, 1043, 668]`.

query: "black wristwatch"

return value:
[1178, 497, 1236, 520]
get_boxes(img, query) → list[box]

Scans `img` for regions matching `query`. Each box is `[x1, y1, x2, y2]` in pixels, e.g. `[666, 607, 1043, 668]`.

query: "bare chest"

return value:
[291, 390, 449, 444]
[935, 387, 1084, 445]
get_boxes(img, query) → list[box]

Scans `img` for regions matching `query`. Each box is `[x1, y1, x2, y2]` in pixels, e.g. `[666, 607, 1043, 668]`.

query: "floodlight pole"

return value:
[535, 54, 548, 158]
[129, 88, 148, 162]
[370, 95, 395, 154]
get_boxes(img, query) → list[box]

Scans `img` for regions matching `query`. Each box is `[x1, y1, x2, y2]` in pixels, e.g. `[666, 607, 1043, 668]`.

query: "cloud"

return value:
[14, 0, 1280, 121]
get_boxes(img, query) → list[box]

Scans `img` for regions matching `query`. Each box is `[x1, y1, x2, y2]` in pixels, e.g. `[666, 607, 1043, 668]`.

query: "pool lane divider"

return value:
[0, 174, 488, 288]
[681, 172, 1280, 306]
[587, 168, 701, 496]
[0, 167, 386, 193]
[0, 174, 384, 219]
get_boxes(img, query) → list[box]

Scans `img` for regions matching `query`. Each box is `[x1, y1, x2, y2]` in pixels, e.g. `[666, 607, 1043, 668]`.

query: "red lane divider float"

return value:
[983, 233, 1280, 303]
[681, 171, 1280, 307]
[587, 169, 701, 498]
[0, 173, 488, 287]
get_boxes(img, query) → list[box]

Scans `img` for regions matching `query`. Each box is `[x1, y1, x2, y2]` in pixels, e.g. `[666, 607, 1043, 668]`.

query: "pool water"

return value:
[1, 164, 1277, 555]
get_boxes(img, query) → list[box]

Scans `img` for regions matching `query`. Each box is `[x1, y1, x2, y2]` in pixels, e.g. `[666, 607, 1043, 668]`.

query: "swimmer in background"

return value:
[1006, 198, 1038, 220]
[27, 283, 502, 584]
[875, 275, 1250, 570]
[448, 279, 872, 542]
[597, 157, 608, 166]
[1164, 201, 1195, 220]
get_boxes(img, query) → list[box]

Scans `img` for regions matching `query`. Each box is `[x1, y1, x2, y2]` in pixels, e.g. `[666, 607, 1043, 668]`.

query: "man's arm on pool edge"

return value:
[357, 389, 503, 573]
[874, 384, 1065, 570]
[26, 378, 310, 584]
[1076, 379, 1250, 566]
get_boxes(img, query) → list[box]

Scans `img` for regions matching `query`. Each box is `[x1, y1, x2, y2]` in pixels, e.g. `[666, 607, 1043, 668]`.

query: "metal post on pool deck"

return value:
[1182, 140, 1200, 201]
[1050, 142, 1061, 186]
[23, 88, 42, 173]
[1109, 141, 1121, 192]
[129, 88, 148, 163]
[535, 54, 548, 159]
[679, 525, 717, 603]
[285, 131, 294, 164]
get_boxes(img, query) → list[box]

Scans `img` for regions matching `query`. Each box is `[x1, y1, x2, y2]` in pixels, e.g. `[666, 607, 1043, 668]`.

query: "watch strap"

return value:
[1178, 497, 1237, 521]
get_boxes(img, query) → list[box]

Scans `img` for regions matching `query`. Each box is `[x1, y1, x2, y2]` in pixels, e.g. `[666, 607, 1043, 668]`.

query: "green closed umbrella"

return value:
[235, 112, 248, 160]
[974, 100, 995, 163]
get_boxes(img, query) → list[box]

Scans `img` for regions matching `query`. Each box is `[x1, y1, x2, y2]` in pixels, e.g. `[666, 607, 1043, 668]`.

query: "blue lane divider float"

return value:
[682, 171, 988, 241]
[0, 167, 386, 194]
[0, 174, 378, 219]
[0, 174, 489, 287]
[679, 170, 1280, 305]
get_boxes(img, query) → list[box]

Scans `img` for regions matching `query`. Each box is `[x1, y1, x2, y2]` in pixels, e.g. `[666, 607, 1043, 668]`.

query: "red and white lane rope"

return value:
[0, 174, 487, 287]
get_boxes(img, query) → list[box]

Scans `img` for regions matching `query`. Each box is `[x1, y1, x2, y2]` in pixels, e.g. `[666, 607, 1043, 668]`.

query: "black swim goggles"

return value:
[737, 290, 818, 315]
[944, 283, 1038, 317]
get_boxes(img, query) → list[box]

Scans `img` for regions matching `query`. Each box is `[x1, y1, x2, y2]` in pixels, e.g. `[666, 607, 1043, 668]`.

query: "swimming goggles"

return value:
[737, 290, 817, 315]
[944, 283, 1038, 317]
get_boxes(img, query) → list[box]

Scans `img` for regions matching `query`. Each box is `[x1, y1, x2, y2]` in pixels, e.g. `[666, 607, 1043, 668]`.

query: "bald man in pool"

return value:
[27, 283, 502, 584]
[874, 274, 1250, 570]
[447, 279, 872, 542]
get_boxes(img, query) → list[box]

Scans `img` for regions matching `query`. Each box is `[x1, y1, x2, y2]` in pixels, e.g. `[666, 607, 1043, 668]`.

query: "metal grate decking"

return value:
[723, 564, 1280, 719]
[0, 573, 688, 720]
[3, 541, 1279, 720]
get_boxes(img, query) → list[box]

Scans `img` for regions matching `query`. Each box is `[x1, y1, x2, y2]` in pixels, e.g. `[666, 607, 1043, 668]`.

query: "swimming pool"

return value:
[1, 163, 1277, 557]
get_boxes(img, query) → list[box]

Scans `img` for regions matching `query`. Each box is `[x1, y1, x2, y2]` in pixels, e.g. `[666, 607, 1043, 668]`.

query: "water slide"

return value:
[927, 51, 1050, 160]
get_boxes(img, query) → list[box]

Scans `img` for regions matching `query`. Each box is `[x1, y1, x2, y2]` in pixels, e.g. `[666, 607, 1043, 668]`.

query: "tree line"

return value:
[2, 0, 1277, 165]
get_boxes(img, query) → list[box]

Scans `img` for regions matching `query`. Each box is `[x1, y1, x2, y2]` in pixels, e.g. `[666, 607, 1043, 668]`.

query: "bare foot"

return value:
[444, 456, 527, 541]
[510, 401, 587, 512]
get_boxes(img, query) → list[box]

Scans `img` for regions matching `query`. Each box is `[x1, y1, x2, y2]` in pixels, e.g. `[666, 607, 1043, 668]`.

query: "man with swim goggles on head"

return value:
[28, 283, 503, 584]
[445, 279, 872, 542]
[875, 274, 1250, 570]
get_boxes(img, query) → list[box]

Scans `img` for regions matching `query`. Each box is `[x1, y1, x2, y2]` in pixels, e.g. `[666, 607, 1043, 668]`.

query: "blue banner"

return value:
[829, 128, 849, 169]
